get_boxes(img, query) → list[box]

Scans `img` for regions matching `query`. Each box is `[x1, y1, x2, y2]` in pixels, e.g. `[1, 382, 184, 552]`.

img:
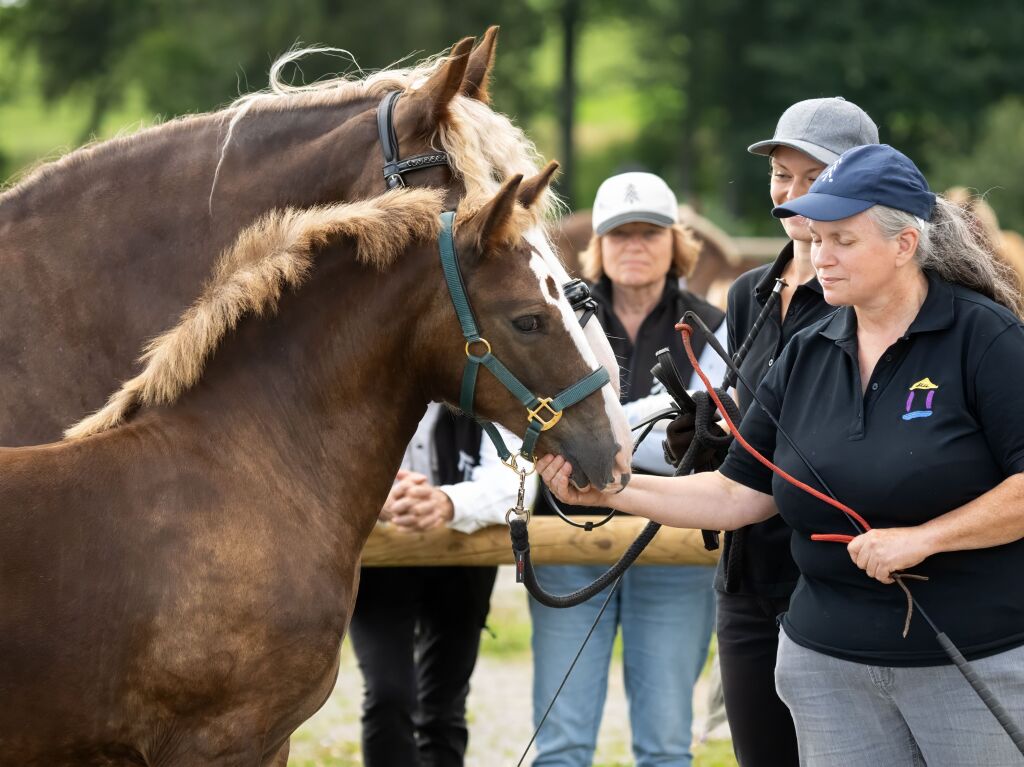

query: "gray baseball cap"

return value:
[748, 97, 879, 166]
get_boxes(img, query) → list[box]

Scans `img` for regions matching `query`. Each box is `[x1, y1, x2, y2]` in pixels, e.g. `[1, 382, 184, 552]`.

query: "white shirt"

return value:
[399, 402, 538, 534]
[628, 319, 729, 474]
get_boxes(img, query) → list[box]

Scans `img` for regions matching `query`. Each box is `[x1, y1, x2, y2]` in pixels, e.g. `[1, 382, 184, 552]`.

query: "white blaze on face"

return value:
[524, 229, 633, 485]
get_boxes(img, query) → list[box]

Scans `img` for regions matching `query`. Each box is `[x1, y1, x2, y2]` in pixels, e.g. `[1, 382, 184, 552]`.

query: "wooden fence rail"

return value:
[363, 517, 720, 566]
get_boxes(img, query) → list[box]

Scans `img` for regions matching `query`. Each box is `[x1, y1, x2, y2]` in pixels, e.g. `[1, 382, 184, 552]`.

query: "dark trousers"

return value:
[716, 591, 800, 767]
[349, 565, 497, 767]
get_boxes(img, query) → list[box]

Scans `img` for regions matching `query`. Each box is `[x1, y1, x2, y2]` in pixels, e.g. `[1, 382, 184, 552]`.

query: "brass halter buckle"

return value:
[527, 397, 563, 431]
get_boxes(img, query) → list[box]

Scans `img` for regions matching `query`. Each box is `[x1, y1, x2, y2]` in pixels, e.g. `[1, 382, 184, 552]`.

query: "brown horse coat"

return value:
[0, 179, 630, 766]
[0, 28, 555, 447]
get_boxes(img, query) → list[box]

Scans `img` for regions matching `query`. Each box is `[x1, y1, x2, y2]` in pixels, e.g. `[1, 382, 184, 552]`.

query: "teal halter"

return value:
[438, 210, 610, 463]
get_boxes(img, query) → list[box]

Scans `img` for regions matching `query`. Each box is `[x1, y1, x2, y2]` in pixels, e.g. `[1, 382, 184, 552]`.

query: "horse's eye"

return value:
[513, 315, 541, 333]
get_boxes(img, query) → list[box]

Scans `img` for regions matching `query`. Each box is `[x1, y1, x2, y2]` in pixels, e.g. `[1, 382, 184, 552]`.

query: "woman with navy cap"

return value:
[539, 144, 1024, 766]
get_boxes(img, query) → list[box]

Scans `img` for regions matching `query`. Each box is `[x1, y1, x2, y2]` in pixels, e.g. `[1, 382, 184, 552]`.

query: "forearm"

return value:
[607, 471, 775, 530]
[918, 473, 1024, 555]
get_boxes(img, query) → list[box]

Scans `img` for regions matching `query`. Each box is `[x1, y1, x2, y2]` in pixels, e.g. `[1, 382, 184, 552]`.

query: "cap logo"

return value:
[624, 184, 640, 204]
[822, 156, 843, 183]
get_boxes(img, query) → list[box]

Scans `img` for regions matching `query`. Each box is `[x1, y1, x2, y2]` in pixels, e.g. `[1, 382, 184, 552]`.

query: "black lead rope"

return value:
[513, 282, 775, 606]
[510, 409, 670, 608]
[681, 309, 1024, 757]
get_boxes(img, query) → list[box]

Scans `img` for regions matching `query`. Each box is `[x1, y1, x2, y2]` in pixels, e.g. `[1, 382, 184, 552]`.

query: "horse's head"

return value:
[420, 165, 633, 492]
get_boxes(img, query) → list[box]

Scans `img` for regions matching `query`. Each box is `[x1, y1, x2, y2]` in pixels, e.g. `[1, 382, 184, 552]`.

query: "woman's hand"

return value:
[847, 527, 933, 584]
[379, 470, 454, 531]
[536, 455, 615, 507]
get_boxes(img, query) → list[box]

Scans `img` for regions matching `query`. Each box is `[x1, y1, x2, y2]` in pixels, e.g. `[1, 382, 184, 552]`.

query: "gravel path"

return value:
[290, 566, 729, 766]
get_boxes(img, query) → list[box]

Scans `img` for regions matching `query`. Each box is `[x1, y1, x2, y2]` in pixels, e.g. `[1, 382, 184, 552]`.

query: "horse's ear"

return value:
[401, 36, 474, 133]
[518, 161, 559, 209]
[466, 174, 523, 254]
[461, 26, 499, 103]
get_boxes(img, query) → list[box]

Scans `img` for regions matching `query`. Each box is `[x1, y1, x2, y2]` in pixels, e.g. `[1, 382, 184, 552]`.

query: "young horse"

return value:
[0, 172, 632, 766]
[0, 27, 551, 446]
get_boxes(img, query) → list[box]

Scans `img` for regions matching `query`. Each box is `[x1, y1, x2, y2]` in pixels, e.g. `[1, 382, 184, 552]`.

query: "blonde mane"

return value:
[210, 44, 560, 219]
[64, 187, 444, 440]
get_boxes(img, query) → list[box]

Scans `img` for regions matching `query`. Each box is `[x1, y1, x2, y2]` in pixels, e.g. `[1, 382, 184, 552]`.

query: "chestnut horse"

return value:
[0, 27, 552, 446]
[0, 172, 632, 765]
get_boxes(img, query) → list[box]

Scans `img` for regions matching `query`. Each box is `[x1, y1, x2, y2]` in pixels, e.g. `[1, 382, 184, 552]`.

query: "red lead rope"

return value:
[676, 323, 871, 542]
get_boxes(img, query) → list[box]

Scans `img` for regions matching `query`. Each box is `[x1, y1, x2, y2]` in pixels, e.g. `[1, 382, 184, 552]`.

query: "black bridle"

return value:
[376, 91, 452, 190]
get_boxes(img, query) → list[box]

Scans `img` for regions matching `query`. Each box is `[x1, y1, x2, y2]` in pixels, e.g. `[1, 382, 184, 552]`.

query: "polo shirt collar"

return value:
[819, 269, 955, 342]
[754, 241, 823, 304]
[907, 270, 955, 334]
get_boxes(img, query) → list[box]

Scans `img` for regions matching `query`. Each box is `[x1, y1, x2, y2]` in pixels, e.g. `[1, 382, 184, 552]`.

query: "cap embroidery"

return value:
[903, 377, 938, 420]
[624, 184, 640, 204]
[822, 155, 843, 183]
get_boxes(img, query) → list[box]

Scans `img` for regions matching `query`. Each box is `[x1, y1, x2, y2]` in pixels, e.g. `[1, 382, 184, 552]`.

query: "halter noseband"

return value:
[438, 211, 610, 463]
[377, 91, 451, 190]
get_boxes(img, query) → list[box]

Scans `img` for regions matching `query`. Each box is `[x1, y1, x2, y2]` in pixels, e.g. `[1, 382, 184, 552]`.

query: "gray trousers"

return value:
[775, 632, 1024, 766]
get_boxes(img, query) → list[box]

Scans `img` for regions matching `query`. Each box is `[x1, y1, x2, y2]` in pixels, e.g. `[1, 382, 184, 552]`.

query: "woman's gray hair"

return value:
[868, 198, 1024, 319]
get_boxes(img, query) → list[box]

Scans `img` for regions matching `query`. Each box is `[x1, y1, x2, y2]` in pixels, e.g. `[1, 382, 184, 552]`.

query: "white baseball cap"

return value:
[592, 172, 679, 236]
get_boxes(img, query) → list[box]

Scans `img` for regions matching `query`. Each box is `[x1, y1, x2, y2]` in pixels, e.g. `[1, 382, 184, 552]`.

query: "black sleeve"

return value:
[718, 343, 792, 495]
[972, 323, 1024, 475]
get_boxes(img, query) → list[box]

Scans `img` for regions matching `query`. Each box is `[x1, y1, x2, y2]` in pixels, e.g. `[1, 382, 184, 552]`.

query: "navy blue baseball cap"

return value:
[772, 144, 936, 222]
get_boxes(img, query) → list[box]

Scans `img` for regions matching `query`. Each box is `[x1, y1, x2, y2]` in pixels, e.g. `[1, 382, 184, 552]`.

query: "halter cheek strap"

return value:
[438, 210, 610, 461]
[377, 91, 451, 190]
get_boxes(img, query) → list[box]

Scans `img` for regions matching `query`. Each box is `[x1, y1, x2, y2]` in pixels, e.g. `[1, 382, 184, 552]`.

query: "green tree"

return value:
[929, 97, 1024, 233]
[1, 0, 159, 141]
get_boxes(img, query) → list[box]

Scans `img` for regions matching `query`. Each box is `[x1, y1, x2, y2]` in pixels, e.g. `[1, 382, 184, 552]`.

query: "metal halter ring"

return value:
[526, 398, 563, 431]
[501, 453, 536, 476]
[465, 338, 492, 358]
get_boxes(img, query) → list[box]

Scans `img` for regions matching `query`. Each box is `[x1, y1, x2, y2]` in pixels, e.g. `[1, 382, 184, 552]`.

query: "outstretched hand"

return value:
[536, 455, 613, 507]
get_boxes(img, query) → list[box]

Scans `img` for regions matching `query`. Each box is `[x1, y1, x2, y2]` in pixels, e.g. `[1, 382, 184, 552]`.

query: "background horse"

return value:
[0, 27, 552, 445]
[0, 172, 632, 766]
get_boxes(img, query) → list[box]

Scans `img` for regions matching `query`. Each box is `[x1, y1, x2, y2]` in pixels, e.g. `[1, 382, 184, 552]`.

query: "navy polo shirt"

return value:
[717, 242, 837, 598]
[720, 271, 1024, 666]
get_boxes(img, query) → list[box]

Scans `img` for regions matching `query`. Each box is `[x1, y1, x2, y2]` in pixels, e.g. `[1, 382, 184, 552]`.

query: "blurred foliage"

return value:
[2, 0, 1023, 234]
[928, 97, 1024, 232]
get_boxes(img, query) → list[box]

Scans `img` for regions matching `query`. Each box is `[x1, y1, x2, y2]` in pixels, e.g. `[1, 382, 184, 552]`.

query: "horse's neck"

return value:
[143, 244, 441, 536]
[0, 98, 381, 447]
[11, 99, 378, 235]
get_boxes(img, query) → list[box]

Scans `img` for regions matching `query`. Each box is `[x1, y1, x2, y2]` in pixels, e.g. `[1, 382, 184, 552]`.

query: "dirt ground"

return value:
[289, 566, 733, 766]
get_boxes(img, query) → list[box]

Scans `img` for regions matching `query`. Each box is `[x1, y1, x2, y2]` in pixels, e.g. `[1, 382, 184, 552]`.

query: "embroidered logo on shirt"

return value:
[902, 377, 938, 420]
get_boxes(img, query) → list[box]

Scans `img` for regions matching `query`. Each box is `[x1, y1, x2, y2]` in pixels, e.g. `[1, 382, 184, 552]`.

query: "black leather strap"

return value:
[376, 90, 451, 190]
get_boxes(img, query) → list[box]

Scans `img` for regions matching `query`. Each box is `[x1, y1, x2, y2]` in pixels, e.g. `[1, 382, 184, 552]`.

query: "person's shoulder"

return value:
[951, 283, 1023, 332]
[677, 287, 724, 325]
[727, 263, 772, 305]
